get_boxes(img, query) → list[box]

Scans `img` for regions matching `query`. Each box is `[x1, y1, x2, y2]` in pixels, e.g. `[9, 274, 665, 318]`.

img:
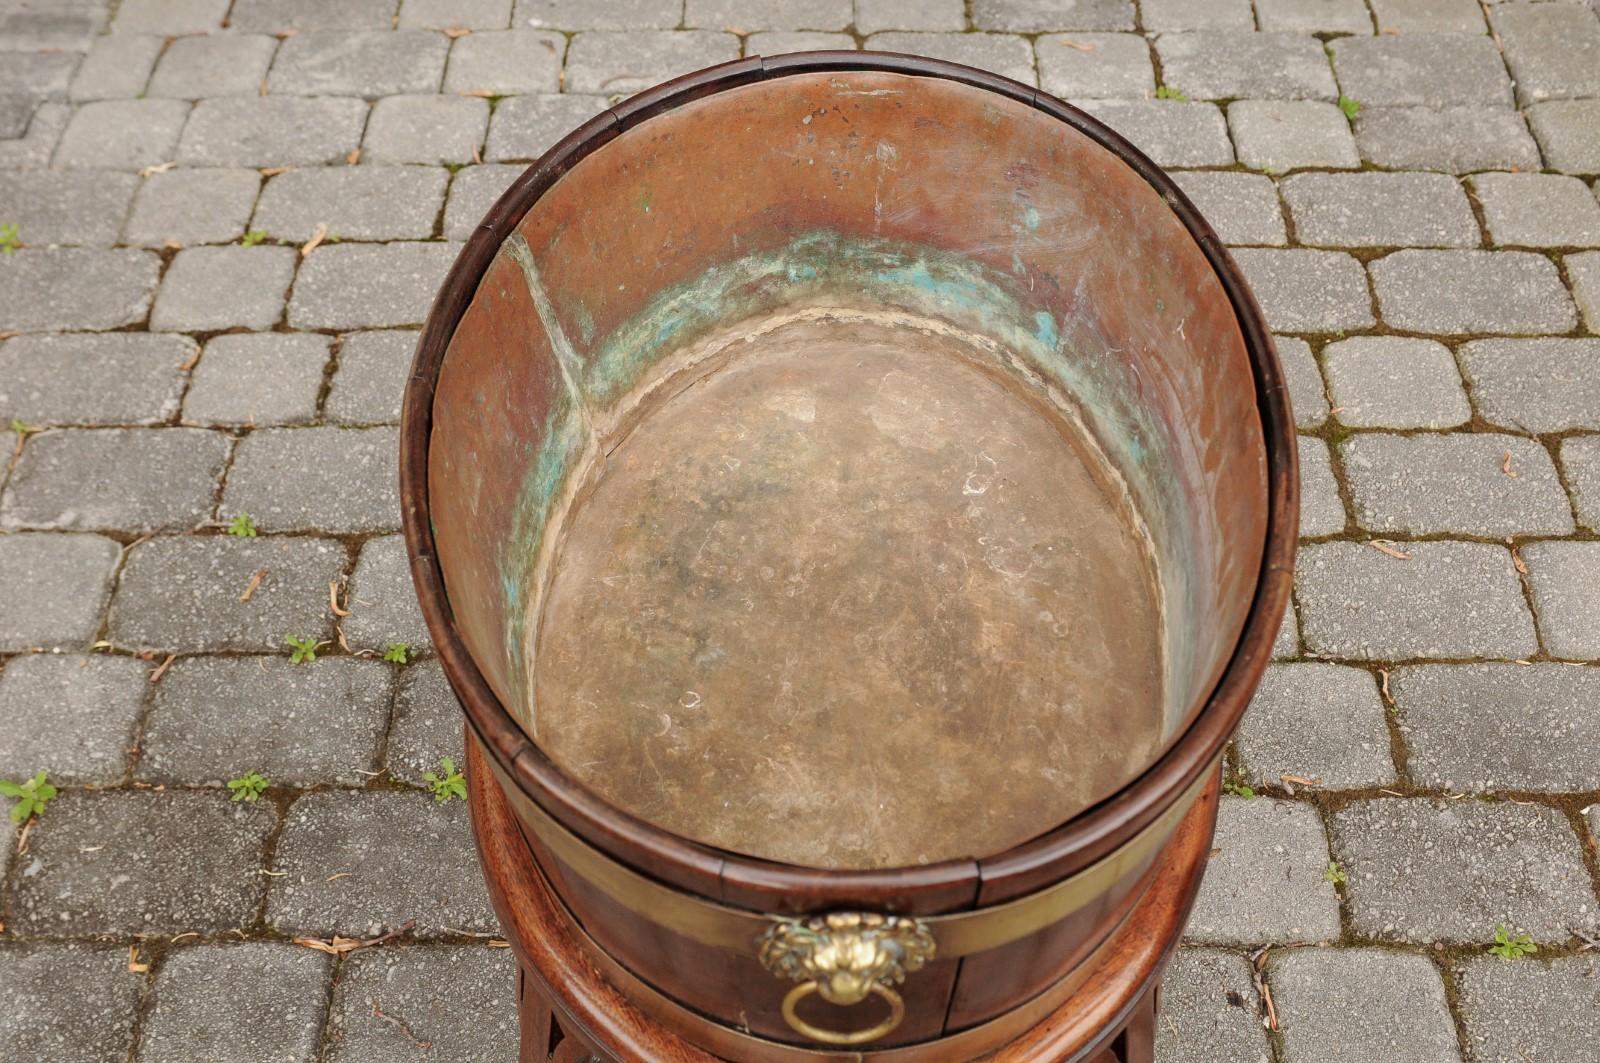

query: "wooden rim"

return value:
[402, 51, 1298, 915]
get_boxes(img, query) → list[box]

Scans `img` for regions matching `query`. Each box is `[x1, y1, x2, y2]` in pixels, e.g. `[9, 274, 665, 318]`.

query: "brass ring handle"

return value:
[781, 981, 906, 1045]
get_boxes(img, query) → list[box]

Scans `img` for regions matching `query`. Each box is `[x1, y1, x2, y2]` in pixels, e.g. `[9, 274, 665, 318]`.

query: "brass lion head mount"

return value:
[759, 912, 937, 1006]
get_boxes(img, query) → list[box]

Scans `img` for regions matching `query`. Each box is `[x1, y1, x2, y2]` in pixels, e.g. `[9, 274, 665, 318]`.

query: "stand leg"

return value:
[522, 964, 603, 1063]
[1115, 978, 1158, 1063]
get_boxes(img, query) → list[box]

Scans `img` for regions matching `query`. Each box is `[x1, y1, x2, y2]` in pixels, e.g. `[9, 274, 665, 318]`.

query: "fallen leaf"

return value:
[1057, 37, 1096, 51]
[346, 147, 362, 165]
[148, 653, 176, 684]
[178, 349, 201, 372]
[1368, 540, 1411, 560]
[327, 871, 352, 882]
[461, 87, 496, 98]
[162, 238, 184, 251]
[1511, 546, 1527, 575]
[277, 27, 299, 38]
[128, 945, 150, 973]
[487, 939, 511, 948]
[295, 920, 416, 955]
[239, 568, 268, 603]
[259, 77, 268, 96]
[329, 580, 351, 616]
[444, 26, 472, 38]
[260, 166, 290, 177]
[1502, 451, 1519, 478]
[1379, 666, 1391, 702]
[139, 161, 175, 177]
[1279, 774, 1322, 787]
[300, 221, 329, 257]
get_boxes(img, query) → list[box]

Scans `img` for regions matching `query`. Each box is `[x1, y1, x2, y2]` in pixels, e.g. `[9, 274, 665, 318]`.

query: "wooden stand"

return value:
[467, 732, 1219, 1063]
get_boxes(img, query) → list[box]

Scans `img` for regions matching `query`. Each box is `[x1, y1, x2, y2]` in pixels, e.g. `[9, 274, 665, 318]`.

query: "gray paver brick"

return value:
[1230, 249, 1373, 332]
[1074, 100, 1234, 167]
[0, 6, 103, 52]
[1569, 251, 1600, 332]
[1155, 32, 1338, 101]
[0, 93, 34, 139]
[1298, 436, 1345, 537]
[746, 31, 858, 54]
[0, 52, 81, 101]
[1370, 0, 1485, 34]
[1323, 337, 1470, 429]
[1140, 0, 1252, 30]
[1527, 100, 1600, 175]
[686, 0, 852, 31]
[443, 162, 523, 239]
[269, 30, 448, 96]
[150, 245, 296, 332]
[1355, 106, 1541, 174]
[229, 0, 400, 33]
[0, 102, 72, 170]
[1332, 34, 1512, 108]
[388, 660, 462, 785]
[10, 790, 277, 935]
[443, 28, 563, 94]
[141, 657, 392, 786]
[109, 536, 344, 652]
[289, 242, 461, 329]
[224, 426, 399, 534]
[324, 946, 519, 1063]
[1239, 662, 1395, 789]
[1036, 33, 1152, 99]
[1564, 435, 1600, 530]
[327, 330, 417, 423]
[53, 98, 188, 171]
[178, 97, 370, 168]
[1256, 0, 1372, 33]
[1491, 2, 1600, 105]
[0, 170, 136, 247]
[1394, 664, 1600, 793]
[1229, 100, 1359, 172]
[0, 248, 160, 332]
[969, 0, 1135, 31]
[1523, 542, 1600, 660]
[864, 33, 1038, 86]
[484, 92, 608, 161]
[148, 33, 278, 98]
[1455, 955, 1600, 1063]
[1173, 171, 1285, 247]
[68, 33, 163, 101]
[855, 0, 966, 33]
[124, 167, 261, 247]
[1296, 541, 1537, 660]
[1329, 798, 1597, 943]
[1153, 948, 1270, 1063]
[1275, 336, 1329, 429]
[1269, 949, 1460, 1063]
[0, 333, 190, 426]
[0, 533, 120, 652]
[346, 534, 432, 652]
[1282, 172, 1480, 250]
[1473, 173, 1600, 248]
[111, 0, 229, 34]
[2, 428, 228, 532]
[0, 946, 143, 1063]
[1371, 251, 1576, 335]
[565, 31, 743, 95]
[183, 333, 331, 426]
[400, 0, 513, 29]
[0, 653, 145, 784]
[1460, 339, 1600, 433]
[363, 94, 489, 165]
[267, 791, 496, 936]
[139, 943, 332, 1063]
[253, 165, 447, 242]
[1187, 797, 1340, 945]
[515, 0, 682, 30]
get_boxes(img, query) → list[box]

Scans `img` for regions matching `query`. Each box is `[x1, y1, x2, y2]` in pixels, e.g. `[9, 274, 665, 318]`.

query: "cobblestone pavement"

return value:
[2, 1, 1599, 1061]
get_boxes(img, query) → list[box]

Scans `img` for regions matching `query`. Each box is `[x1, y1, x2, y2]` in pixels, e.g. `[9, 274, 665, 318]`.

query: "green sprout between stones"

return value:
[1488, 924, 1537, 960]
[1155, 85, 1188, 102]
[0, 770, 57, 823]
[0, 223, 19, 255]
[286, 634, 319, 663]
[1338, 95, 1361, 120]
[1323, 860, 1348, 885]
[1223, 780, 1256, 798]
[228, 512, 258, 538]
[227, 771, 269, 802]
[9, 417, 34, 437]
[239, 229, 268, 248]
[383, 642, 411, 664]
[424, 757, 467, 802]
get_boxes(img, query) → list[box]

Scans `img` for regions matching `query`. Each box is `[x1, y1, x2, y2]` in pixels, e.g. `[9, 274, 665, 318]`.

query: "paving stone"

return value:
[1154, 32, 1338, 101]
[1323, 337, 1470, 429]
[442, 28, 563, 94]
[1295, 541, 1537, 660]
[1340, 433, 1572, 537]
[1459, 339, 1600, 432]
[224, 426, 399, 534]
[1173, 171, 1284, 247]
[0, 6, 103, 52]
[267, 791, 496, 936]
[1297, 436, 1344, 537]
[269, 30, 448, 96]
[1238, 662, 1395, 789]
[1522, 542, 1600, 660]
[400, 0, 513, 29]
[1473, 173, 1600, 248]
[229, 0, 400, 33]
[1269, 949, 1459, 1063]
[1274, 336, 1328, 429]
[0, 653, 144, 784]
[1153, 948, 1270, 1063]
[139, 942, 332, 1063]
[1370, 0, 1485, 33]
[346, 534, 431, 652]
[0, 533, 119, 651]
[1329, 799, 1597, 943]
[485, 92, 609, 160]
[150, 246, 296, 332]
[0, 946, 143, 1063]
[0, 333, 188, 427]
[442, 162, 522, 238]
[1564, 435, 1600, 531]
[69, 33, 163, 101]
[1394, 664, 1600, 793]
[1331, 34, 1512, 108]
[1282, 172, 1479, 250]
[363, 94, 489, 165]
[324, 946, 518, 1063]
[0, 102, 73, 170]
[969, 0, 1135, 31]
[2, 428, 228, 532]
[124, 167, 261, 247]
[1455, 954, 1600, 1063]
[388, 660, 462, 785]
[1491, 2, 1600, 105]
[1527, 101, 1600, 175]
[141, 657, 392, 787]
[327, 329, 417, 423]
[289, 242, 461, 329]
[111, 0, 228, 34]
[1139, 0, 1252, 30]
[147, 33, 279, 99]
[253, 165, 447, 242]
[687, 0, 852, 30]
[178, 97, 370, 168]
[0, 170, 136, 248]
[865, 33, 1039, 85]
[1073, 100, 1234, 167]
[1036, 33, 1152, 99]
[747, 31, 858, 53]
[1187, 797, 1340, 945]
[1256, 0, 1372, 32]
[0, 52, 80, 101]
[109, 536, 345, 652]
[1355, 106, 1541, 174]
[10, 790, 276, 935]
[1230, 249, 1372, 333]
[53, 98, 188, 171]
[855, 0, 966, 33]
[0, 248, 160, 332]
[1229, 99, 1359, 172]
[0, 93, 33, 138]
[184, 333, 331, 426]
[516, 0, 682, 30]
[1569, 251, 1600, 332]
[1371, 251, 1575, 335]
[566, 31, 742, 95]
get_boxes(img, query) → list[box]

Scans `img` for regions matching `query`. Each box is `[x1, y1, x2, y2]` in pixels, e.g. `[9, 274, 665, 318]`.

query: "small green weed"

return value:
[1338, 95, 1361, 120]
[240, 229, 268, 248]
[1322, 860, 1347, 885]
[0, 770, 57, 822]
[0, 223, 19, 255]
[227, 771, 269, 802]
[1488, 924, 1537, 959]
[228, 512, 258, 538]
[9, 417, 34, 436]
[1223, 781, 1256, 798]
[424, 757, 467, 802]
[383, 642, 411, 664]
[1155, 85, 1188, 102]
[286, 634, 319, 663]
